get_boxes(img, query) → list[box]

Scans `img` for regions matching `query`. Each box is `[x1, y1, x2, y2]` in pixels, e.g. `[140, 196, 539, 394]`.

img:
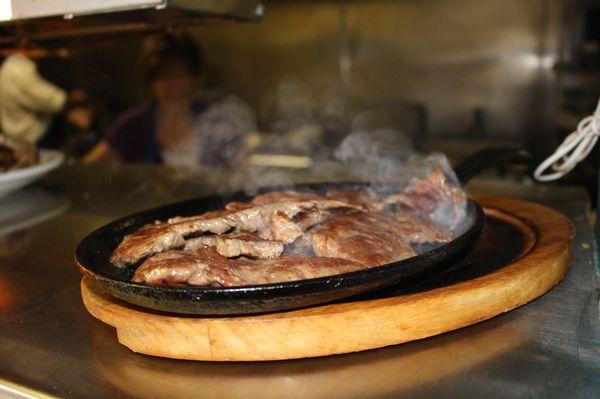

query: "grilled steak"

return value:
[261, 211, 303, 243]
[293, 209, 328, 230]
[118, 171, 465, 287]
[110, 210, 232, 266]
[224, 201, 253, 211]
[311, 211, 417, 266]
[132, 247, 367, 286]
[183, 235, 217, 250]
[262, 209, 331, 243]
[325, 188, 385, 212]
[385, 169, 466, 228]
[216, 233, 283, 259]
[310, 209, 454, 267]
[393, 212, 453, 244]
[111, 199, 358, 266]
[185, 232, 283, 259]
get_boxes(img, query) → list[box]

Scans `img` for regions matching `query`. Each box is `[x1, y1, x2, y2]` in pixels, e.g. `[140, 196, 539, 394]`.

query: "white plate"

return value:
[0, 149, 64, 197]
[0, 187, 69, 235]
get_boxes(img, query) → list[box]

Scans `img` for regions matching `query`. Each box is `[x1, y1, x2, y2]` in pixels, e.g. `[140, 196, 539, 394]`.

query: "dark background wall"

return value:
[56, 0, 585, 158]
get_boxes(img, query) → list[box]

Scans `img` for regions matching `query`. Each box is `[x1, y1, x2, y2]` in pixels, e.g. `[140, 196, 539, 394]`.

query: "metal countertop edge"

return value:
[0, 377, 58, 399]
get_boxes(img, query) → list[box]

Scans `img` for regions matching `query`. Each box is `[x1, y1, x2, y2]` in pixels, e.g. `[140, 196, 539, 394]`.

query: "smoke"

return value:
[333, 130, 467, 231]
[227, 166, 296, 197]
[185, 77, 469, 233]
[333, 130, 459, 186]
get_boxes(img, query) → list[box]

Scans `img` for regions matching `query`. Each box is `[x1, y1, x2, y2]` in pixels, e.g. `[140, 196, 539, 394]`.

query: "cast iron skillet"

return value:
[76, 147, 531, 315]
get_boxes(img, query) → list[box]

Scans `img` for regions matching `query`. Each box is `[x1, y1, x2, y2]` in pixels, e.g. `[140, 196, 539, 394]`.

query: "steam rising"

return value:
[334, 131, 467, 231]
[184, 80, 469, 233]
[221, 128, 468, 233]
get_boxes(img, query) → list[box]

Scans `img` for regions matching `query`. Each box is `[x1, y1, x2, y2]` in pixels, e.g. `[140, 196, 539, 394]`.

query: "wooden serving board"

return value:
[81, 196, 574, 361]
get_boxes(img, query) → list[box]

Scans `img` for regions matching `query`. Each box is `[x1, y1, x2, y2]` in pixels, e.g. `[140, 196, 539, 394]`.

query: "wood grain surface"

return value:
[81, 196, 574, 361]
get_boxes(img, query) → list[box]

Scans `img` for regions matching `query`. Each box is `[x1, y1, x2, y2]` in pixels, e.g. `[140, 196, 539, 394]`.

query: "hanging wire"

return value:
[534, 98, 600, 182]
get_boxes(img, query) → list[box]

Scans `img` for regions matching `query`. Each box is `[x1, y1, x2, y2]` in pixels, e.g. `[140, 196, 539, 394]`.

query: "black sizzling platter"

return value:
[76, 182, 484, 315]
[76, 148, 531, 315]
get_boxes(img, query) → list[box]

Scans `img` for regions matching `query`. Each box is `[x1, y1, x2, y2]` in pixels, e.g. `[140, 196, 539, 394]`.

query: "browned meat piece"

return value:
[229, 199, 358, 232]
[111, 199, 358, 266]
[386, 169, 466, 217]
[293, 210, 329, 231]
[184, 233, 283, 259]
[216, 233, 284, 259]
[183, 235, 217, 250]
[224, 201, 253, 211]
[260, 211, 303, 243]
[109, 223, 187, 267]
[326, 188, 385, 212]
[132, 247, 367, 286]
[394, 212, 453, 243]
[110, 210, 232, 267]
[260, 209, 331, 243]
[311, 212, 417, 266]
[132, 250, 203, 286]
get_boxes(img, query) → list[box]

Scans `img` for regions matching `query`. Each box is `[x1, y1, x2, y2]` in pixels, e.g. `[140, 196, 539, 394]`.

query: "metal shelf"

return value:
[0, 0, 263, 44]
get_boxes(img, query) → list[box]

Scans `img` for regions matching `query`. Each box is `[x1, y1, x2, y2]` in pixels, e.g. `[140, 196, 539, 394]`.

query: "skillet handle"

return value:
[453, 147, 532, 185]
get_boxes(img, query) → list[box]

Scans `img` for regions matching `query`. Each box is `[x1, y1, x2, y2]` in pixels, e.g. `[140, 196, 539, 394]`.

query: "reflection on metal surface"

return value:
[0, 188, 68, 312]
[0, 277, 12, 312]
[0, 187, 69, 236]
[91, 322, 522, 399]
[0, 377, 57, 399]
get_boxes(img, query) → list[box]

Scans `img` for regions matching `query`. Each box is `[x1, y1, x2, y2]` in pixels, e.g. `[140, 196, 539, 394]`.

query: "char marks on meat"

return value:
[385, 169, 466, 219]
[215, 233, 283, 259]
[393, 212, 453, 244]
[110, 210, 232, 267]
[109, 223, 187, 267]
[183, 235, 217, 250]
[261, 211, 303, 243]
[184, 233, 283, 259]
[325, 188, 385, 212]
[311, 212, 417, 266]
[114, 170, 464, 287]
[132, 247, 367, 287]
[111, 198, 358, 266]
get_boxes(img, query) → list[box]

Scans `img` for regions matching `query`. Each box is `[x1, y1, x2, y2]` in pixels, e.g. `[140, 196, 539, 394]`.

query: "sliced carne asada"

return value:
[132, 247, 367, 286]
[325, 188, 385, 212]
[111, 199, 358, 266]
[311, 211, 418, 266]
[385, 169, 466, 218]
[184, 233, 283, 259]
[260, 211, 303, 243]
[215, 232, 283, 259]
[393, 212, 453, 244]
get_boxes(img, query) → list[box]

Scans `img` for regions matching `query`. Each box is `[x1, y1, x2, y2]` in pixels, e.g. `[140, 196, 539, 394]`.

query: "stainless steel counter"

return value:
[0, 164, 598, 399]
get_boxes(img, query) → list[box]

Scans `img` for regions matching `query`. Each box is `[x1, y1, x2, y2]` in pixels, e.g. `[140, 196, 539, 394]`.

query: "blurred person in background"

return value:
[0, 42, 101, 154]
[39, 89, 108, 158]
[86, 31, 255, 169]
[0, 46, 66, 145]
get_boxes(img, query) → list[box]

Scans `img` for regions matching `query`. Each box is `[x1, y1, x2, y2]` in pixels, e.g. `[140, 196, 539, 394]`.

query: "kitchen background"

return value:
[20, 0, 600, 198]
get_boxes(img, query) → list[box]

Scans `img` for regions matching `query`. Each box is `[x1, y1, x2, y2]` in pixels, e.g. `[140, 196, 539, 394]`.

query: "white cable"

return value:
[534, 98, 600, 182]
